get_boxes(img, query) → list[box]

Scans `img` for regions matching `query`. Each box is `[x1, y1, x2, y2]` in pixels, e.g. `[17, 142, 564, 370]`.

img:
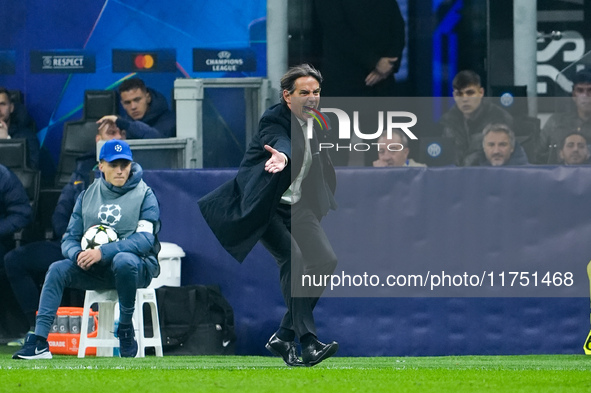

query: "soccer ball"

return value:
[81, 225, 118, 250]
[98, 204, 122, 225]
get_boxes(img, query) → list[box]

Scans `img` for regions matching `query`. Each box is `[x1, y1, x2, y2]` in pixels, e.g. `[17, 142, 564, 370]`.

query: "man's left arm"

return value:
[99, 189, 160, 262]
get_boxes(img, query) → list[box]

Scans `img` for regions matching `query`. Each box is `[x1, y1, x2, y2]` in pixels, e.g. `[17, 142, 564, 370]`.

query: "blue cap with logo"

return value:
[99, 139, 133, 162]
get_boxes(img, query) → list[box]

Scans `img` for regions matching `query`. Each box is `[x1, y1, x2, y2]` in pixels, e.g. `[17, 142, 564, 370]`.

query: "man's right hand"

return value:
[77, 248, 102, 271]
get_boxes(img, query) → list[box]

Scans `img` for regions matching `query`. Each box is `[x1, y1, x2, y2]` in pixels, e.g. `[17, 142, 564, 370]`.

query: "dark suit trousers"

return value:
[260, 202, 337, 339]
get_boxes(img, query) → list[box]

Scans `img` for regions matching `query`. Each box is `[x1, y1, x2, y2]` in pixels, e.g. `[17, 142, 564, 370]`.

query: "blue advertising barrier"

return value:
[143, 166, 591, 356]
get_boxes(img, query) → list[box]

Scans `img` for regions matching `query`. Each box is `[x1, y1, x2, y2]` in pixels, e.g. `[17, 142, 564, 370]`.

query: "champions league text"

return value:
[302, 270, 574, 292]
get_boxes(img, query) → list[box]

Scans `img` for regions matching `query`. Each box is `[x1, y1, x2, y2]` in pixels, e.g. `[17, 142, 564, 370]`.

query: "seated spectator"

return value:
[439, 70, 513, 166]
[97, 77, 175, 139]
[0, 88, 40, 169]
[558, 132, 590, 165]
[3, 122, 125, 346]
[0, 164, 33, 339]
[372, 130, 426, 167]
[466, 123, 528, 167]
[537, 69, 591, 164]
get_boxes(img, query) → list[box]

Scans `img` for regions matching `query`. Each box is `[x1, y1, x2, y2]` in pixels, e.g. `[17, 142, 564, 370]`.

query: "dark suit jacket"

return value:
[198, 103, 337, 262]
[315, 0, 406, 97]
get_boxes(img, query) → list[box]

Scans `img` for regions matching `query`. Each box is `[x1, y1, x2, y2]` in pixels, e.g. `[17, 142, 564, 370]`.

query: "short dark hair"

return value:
[559, 131, 589, 150]
[573, 69, 591, 87]
[119, 78, 147, 94]
[453, 70, 482, 91]
[0, 87, 12, 102]
[482, 123, 515, 148]
[280, 64, 322, 104]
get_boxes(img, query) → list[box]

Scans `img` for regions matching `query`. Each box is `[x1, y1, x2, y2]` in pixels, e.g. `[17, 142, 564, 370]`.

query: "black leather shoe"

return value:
[265, 333, 305, 367]
[302, 338, 339, 367]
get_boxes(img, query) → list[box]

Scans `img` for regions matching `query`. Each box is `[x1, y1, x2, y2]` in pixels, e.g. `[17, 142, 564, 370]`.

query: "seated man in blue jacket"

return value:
[465, 123, 529, 167]
[96, 78, 176, 139]
[13, 139, 161, 359]
[0, 164, 33, 339]
[4, 122, 124, 346]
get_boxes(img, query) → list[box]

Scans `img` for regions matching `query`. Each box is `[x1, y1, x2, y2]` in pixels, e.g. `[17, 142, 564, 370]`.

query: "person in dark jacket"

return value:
[13, 139, 160, 360]
[0, 164, 32, 260]
[558, 131, 591, 165]
[199, 64, 339, 367]
[97, 77, 175, 139]
[314, 0, 405, 97]
[4, 123, 125, 346]
[0, 164, 33, 340]
[439, 70, 514, 166]
[0, 87, 40, 169]
[536, 69, 591, 164]
[466, 123, 529, 167]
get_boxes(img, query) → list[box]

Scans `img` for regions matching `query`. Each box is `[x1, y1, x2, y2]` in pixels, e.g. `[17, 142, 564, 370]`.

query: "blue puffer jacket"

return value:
[51, 153, 98, 239]
[61, 162, 161, 277]
[116, 88, 176, 139]
[0, 164, 32, 239]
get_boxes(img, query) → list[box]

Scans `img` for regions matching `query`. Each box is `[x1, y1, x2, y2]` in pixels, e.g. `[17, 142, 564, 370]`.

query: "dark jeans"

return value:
[4, 241, 63, 317]
[35, 252, 152, 338]
[260, 203, 337, 339]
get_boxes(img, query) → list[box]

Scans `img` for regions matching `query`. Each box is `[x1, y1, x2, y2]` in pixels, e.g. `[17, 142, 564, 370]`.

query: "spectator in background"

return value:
[466, 123, 528, 167]
[537, 69, 591, 164]
[0, 164, 33, 339]
[439, 70, 513, 166]
[558, 132, 590, 165]
[372, 130, 426, 168]
[3, 122, 125, 346]
[314, 0, 406, 167]
[314, 0, 405, 98]
[0, 88, 40, 169]
[97, 77, 175, 139]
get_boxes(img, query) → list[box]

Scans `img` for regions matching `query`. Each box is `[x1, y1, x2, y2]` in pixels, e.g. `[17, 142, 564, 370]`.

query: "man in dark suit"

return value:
[198, 64, 339, 367]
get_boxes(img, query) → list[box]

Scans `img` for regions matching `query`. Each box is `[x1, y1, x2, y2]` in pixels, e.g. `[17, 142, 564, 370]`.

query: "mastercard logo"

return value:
[134, 54, 155, 69]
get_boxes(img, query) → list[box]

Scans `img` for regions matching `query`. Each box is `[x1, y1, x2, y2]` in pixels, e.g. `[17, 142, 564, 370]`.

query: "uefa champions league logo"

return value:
[114, 144, 123, 152]
[98, 204, 122, 225]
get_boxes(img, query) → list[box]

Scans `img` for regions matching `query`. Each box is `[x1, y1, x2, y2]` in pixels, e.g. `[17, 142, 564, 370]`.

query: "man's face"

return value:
[572, 83, 591, 116]
[283, 76, 320, 121]
[120, 88, 151, 120]
[453, 84, 484, 118]
[96, 122, 126, 143]
[99, 159, 131, 187]
[559, 134, 590, 165]
[483, 130, 514, 166]
[376, 134, 409, 167]
[0, 92, 14, 123]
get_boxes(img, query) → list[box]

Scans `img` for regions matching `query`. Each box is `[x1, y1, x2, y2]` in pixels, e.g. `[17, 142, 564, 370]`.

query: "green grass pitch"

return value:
[2, 346, 591, 392]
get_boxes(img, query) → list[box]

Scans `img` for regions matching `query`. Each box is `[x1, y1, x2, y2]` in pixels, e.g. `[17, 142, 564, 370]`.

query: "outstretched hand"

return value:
[264, 145, 288, 173]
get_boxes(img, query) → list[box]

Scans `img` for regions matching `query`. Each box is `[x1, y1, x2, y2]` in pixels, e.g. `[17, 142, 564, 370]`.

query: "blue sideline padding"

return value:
[143, 166, 591, 356]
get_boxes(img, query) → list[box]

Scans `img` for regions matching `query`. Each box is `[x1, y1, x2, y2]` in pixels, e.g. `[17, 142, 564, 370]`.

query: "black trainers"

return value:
[12, 333, 52, 360]
[117, 323, 138, 358]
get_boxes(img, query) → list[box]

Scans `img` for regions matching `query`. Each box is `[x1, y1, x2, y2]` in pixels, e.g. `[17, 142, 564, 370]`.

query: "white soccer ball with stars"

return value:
[81, 225, 119, 250]
[98, 204, 122, 225]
